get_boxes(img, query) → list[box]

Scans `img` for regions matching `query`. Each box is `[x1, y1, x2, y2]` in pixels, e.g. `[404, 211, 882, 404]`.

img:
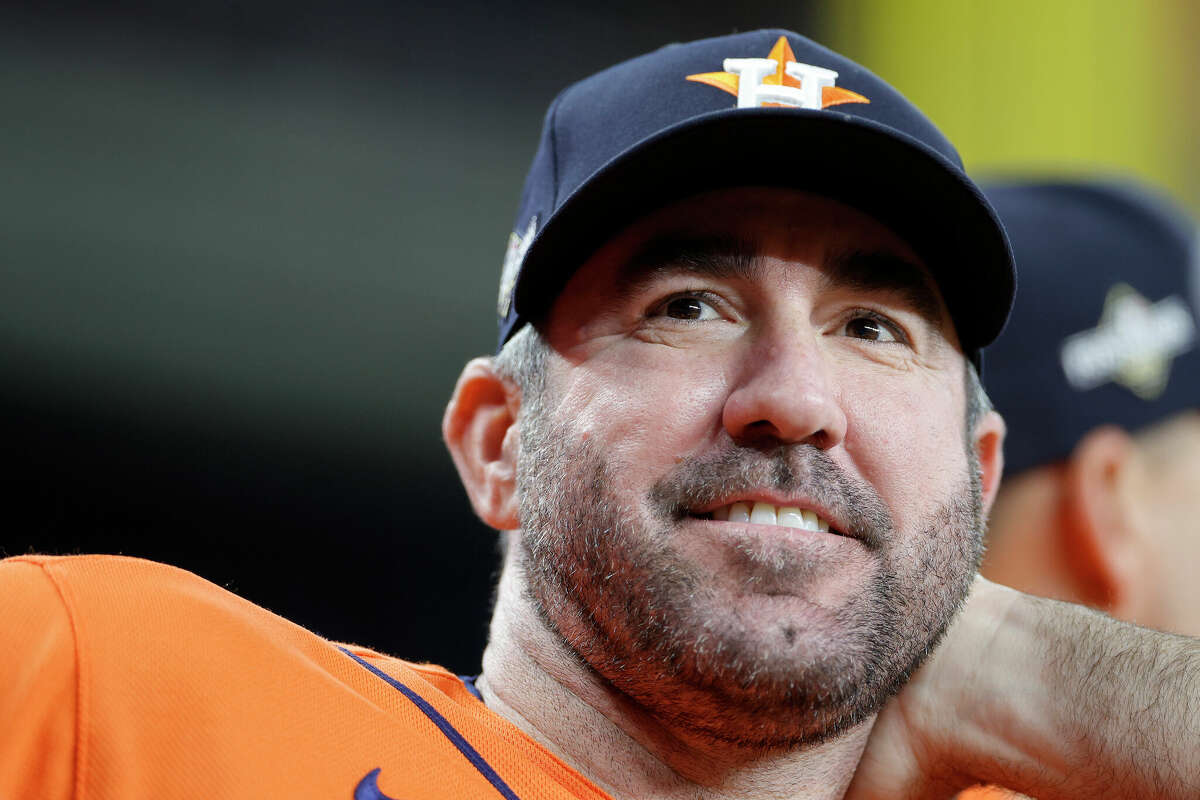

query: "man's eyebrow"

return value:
[615, 238, 945, 327]
[822, 249, 945, 327]
[618, 235, 762, 291]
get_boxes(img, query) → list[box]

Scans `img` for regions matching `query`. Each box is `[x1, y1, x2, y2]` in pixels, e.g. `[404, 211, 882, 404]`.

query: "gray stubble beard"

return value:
[514, 406, 984, 750]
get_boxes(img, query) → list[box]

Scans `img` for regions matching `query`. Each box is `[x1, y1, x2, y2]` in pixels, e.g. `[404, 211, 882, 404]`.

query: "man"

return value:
[980, 178, 1200, 636]
[1, 30, 1197, 800]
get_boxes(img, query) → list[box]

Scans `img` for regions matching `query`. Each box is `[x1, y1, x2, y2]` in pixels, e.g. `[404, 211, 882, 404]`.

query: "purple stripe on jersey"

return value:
[339, 647, 521, 800]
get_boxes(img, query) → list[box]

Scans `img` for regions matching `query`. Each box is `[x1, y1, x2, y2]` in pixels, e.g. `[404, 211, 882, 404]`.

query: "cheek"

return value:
[553, 348, 731, 478]
[840, 371, 968, 530]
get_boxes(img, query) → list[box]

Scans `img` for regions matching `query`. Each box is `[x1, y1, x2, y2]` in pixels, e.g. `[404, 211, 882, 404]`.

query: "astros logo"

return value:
[687, 36, 869, 111]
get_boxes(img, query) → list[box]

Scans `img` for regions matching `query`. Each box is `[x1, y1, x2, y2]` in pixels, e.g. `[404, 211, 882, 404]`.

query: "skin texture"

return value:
[983, 411, 1200, 637]
[447, 188, 1200, 799]
[843, 575, 1200, 800]
[445, 187, 1006, 799]
[848, 413, 1200, 799]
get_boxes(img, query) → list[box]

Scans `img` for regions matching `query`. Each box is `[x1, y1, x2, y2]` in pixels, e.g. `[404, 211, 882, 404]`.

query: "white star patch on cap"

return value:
[1059, 283, 1197, 400]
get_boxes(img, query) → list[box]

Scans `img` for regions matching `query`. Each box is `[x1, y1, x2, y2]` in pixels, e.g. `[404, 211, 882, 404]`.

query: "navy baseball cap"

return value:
[983, 178, 1200, 475]
[495, 29, 1015, 368]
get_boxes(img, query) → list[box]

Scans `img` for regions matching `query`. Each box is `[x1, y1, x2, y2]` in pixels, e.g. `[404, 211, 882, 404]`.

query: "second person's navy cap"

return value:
[982, 177, 1199, 475]
[495, 28, 1015, 368]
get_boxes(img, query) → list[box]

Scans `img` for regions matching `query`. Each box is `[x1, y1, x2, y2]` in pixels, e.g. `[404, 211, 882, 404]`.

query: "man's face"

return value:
[514, 188, 984, 748]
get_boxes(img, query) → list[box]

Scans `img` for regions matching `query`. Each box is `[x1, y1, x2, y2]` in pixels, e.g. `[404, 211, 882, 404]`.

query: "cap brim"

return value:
[510, 107, 1014, 361]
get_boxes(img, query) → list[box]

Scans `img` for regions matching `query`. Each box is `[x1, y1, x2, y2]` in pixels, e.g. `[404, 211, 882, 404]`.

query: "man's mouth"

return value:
[693, 501, 838, 534]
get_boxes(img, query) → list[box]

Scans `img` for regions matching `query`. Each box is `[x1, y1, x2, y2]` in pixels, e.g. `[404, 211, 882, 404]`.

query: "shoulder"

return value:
[2, 554, 292, 647]
[3, 552, 235, 605]
[0, 556, 606, 799]
[0, 553, 478, 727]
[0, 557, 97, 798]
[0, 553, 349, 681]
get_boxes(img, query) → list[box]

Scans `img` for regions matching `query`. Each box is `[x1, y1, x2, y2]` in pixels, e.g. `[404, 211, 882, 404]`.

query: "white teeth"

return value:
[709, 501, 832, 533]
[778, 507, 805, 529]
[750, 502, 776, 525]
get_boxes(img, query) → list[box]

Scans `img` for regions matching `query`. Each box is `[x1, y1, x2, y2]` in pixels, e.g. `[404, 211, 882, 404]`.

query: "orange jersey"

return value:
[0, 554, 1024, 799]
[0, 555, 610, 800]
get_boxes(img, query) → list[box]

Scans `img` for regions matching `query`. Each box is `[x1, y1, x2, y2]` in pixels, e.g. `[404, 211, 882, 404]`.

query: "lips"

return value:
[696, 500, 840, 535]
[652, 445, 884, 547]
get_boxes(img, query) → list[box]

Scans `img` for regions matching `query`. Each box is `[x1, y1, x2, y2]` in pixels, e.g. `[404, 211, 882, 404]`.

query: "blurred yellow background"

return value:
[827, 0, 1199, 211]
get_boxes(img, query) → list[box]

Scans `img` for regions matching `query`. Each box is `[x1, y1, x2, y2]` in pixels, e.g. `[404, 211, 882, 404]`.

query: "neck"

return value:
[478, 549, 873, 800]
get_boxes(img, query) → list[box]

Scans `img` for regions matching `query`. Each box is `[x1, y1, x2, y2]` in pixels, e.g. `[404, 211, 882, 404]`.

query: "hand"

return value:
[844, 575, 1016, 800]
[845, 574, 1200, 800]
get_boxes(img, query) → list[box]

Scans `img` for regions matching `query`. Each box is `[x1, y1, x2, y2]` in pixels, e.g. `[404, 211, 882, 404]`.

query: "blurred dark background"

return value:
[1, 1, 820, 673]
[7, 2, 1195, 674]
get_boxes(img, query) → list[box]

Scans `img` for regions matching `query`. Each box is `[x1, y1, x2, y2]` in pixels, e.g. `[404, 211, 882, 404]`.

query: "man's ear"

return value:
[972, 409, 1006, 515]
[443, 357, 521, 531]
[1060, 425, 1142, 612]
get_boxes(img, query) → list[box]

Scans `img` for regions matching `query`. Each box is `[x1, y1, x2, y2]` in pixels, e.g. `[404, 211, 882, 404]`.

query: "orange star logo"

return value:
[686, 36, 869, 110]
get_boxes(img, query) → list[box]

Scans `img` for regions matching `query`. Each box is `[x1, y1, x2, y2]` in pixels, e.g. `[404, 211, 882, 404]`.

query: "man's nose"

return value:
[721, 329, 848, 450]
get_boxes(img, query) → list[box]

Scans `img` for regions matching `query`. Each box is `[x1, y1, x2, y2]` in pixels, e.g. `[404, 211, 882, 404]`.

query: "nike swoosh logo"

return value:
[355, 768, 399, 800]
[339, 648, 522, 800]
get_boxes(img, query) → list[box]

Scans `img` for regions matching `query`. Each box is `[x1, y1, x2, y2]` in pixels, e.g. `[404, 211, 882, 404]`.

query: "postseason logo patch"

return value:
[686, 36, 870, 111]
[1059, 283, 1197, 400]
[498, 216, 537, 319]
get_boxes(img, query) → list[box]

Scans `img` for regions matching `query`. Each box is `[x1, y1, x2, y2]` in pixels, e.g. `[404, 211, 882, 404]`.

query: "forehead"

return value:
[552, 187, 949, 323]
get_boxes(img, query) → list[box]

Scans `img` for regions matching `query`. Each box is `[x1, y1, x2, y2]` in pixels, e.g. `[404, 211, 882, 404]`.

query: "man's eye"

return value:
[658, 296, 720, 321]
[844, 315, 903, 343]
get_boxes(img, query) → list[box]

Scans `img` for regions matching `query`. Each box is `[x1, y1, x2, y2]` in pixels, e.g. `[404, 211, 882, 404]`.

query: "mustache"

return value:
[647, 443, 893, 550]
